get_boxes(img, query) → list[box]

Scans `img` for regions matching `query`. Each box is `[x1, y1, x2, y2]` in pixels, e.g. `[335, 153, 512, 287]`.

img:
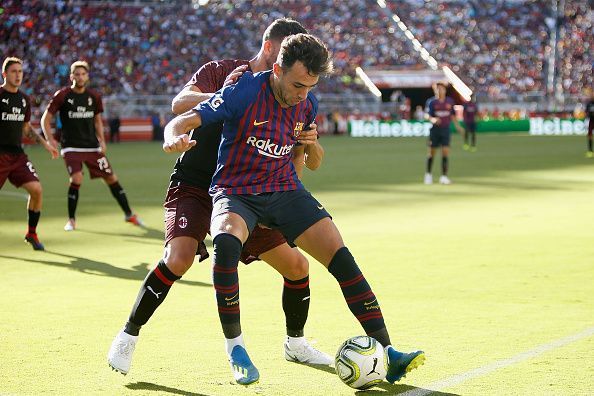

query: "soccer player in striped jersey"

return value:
[40, 61, 143, 231]
[107, 19, 331, 378]
[586, 92, 594, 158]
[164, 33, 425, 385]
[462, 95, 478, 151]
[424, 82, 464, 185]
[0, 57, 58, 250]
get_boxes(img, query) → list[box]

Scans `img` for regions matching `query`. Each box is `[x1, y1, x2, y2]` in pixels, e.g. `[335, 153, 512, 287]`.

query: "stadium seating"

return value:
[0, 0, 590, 105]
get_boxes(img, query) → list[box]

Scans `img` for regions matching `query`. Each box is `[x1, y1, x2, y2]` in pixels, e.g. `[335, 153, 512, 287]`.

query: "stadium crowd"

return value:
[0, 0, 591, 105]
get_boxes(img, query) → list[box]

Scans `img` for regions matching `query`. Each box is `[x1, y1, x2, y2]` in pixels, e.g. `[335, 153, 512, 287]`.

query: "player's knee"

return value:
[165, 248, 195, 275]
[28, 182, 43, 198]
[284, 253, 310, 280]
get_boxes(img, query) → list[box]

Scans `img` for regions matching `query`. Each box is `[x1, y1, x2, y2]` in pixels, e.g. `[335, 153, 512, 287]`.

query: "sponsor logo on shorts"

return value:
[246, 136, 293, 159]
[178, 216, 188, 229]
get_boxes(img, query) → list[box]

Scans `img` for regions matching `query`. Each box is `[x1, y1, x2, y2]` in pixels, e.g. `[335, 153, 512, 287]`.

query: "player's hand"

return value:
[163, 134, 197, 153]
[99, 140, 107, 154]
[432, 117, 441, 126]
[297, 124, 319, 145]
[223, 64, 249, 87]
[44, 141, 59, 159]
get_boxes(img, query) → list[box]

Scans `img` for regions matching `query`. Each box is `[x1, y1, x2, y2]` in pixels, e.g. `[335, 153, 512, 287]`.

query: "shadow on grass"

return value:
[0, 251, 211, 287]
[77, 225, 165, 243]
[302, 365, 458, 395]
[125, 381, 210, 396]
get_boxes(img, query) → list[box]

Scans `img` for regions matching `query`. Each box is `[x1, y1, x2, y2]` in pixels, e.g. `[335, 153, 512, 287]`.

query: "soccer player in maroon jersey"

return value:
[107, 19, 331, 377]
[40, 61, 143, 231]
[586, 92, 594, 158]
[424, 82, 464, 185]
[0, 57, 58, 250]
[164, 34, 425, 385]
[462, 95, 478, 151]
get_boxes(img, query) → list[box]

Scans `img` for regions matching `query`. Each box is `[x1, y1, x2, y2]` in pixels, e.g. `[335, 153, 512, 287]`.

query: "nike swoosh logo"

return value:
[363, 299, 377, 306]
[253, 120, 269, 126]
[317, 205, 324, 210]
[225, 292, 239, 301]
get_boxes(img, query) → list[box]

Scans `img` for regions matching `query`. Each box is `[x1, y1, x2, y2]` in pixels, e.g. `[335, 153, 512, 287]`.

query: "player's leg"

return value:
[463, 124, 470, 150]
[211, 193, 259, 385]
[294, 218, 425, 382]
[63, 152, 83, 231]
[587, 121, 593, 157]
[21, 181, 45, 250]
[251, 235, 332, 365]
[8, 154, 45, 250]
[84, 152, 142, 226]
[108, 184, 210, 374]
[271, 190, 424, 382]
[424, 134, 437, 184]
[439, 129, 452, 184]
[470, 123, 477, 150]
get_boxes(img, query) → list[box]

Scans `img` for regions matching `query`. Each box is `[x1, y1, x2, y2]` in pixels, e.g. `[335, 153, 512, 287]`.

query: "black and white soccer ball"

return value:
[335, 336, 388, 390]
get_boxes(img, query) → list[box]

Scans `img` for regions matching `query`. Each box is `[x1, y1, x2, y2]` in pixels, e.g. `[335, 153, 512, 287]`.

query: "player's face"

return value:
[274, 61, 319, 107]
[264, 40, 282, 70]
[2, 63, 23, 88]
[70, 67, 89, 88]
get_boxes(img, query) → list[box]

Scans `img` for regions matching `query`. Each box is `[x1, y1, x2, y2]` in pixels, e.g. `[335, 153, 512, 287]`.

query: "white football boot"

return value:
[108, 330, 138, 375]
[439, 175, 452, 185]
[423, 173, 433, 185]
[64, 218, 76, 231]
[284, 337, 333, 365]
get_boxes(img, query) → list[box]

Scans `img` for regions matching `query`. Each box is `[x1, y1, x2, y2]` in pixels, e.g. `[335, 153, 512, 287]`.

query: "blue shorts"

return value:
[212, 190, 331, 245]
[429, 127, 451, 148]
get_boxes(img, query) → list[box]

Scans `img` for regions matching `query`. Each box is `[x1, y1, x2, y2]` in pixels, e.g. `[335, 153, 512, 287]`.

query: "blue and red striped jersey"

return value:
[425, 96, 455, 128]
[194, 70, 317, 196]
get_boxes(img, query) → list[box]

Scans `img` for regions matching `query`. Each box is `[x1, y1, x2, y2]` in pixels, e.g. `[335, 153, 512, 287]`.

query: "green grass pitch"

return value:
[1, 135, 593, 395]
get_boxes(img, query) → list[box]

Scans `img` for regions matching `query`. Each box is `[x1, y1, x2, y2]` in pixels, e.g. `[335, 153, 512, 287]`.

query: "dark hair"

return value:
[70, 60, 90, 74]
[278, 34, 333, 76]
[263, 18, 308, 42]
[2, 57, 23, 73]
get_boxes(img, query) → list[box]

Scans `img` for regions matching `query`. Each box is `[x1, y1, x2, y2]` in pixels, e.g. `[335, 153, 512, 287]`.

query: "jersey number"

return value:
[26, 161, 39, 178]
[97, 157, 112, 173]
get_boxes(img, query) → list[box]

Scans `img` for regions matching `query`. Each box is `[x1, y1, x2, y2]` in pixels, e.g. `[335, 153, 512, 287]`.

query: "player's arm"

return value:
[94, 114, 107, 153]
[23, 122, 59, 158]
[297, 124, 324, 170]
[424, 100, 440, 125]
[162, 110, 201, 153]
[450, 105, 464, 134]
[40, 109, 59, 149]
[171, 85, 213, 115]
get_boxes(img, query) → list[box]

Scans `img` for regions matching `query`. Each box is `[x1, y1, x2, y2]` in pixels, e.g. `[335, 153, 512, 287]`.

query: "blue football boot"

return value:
[385, 346, 425, 383]
[229, 345, 260, 385]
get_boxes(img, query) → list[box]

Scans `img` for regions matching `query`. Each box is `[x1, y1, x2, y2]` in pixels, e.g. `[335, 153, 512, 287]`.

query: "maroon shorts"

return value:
[0, 152, 39, 189]
[163, 182, 287, 264]
[63, 151, 114, 179]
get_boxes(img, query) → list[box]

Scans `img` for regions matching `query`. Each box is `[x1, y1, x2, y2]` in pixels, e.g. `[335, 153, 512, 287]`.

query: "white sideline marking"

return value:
[401, 326, 594, 396]
[0, 191, 29, 200]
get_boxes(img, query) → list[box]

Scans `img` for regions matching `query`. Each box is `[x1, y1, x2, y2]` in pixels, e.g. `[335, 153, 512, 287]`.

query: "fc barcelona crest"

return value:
[293, 122, 304, 137]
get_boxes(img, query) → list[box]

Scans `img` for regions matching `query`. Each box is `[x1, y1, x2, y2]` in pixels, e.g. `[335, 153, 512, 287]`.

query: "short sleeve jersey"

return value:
[46, 87, 103, 149]
[193, 71, 317, 195]
[426, 96, 455, 129]
[0, 87, 31, 154]
[170, 59, 250, 189]
[463, 100, 478, 123]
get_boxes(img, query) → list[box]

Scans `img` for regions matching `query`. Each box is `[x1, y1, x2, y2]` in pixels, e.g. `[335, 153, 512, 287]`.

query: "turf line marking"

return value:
[0, 191, 29, 200]
[401, 326, 594, 396]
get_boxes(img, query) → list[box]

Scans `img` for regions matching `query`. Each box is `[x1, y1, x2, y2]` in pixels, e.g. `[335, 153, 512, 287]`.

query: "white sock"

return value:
[287, 336, 306, 349]
[225, 334, 245, 357]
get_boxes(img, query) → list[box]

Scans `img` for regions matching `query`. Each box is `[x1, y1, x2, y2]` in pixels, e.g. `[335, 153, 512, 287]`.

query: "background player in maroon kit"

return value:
[40, 61, 142, 231]
[0, 57, 58, 250]
[424, 82, 464, 185]
[585, 92, 594, 158]
[107, 19, 331, 377]
[462, 95, 478, 151]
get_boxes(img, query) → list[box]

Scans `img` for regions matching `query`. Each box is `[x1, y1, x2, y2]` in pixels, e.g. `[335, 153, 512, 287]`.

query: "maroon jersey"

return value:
[463, 100, 478, 124]
[0, 87, 31, 154]
[171, 59, 250, 189]
[425, 96, 455, 129]
[46, 87, 103, 150]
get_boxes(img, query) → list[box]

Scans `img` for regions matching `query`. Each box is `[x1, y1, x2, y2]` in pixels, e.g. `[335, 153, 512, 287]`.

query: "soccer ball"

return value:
[335, 336, 388, 390]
